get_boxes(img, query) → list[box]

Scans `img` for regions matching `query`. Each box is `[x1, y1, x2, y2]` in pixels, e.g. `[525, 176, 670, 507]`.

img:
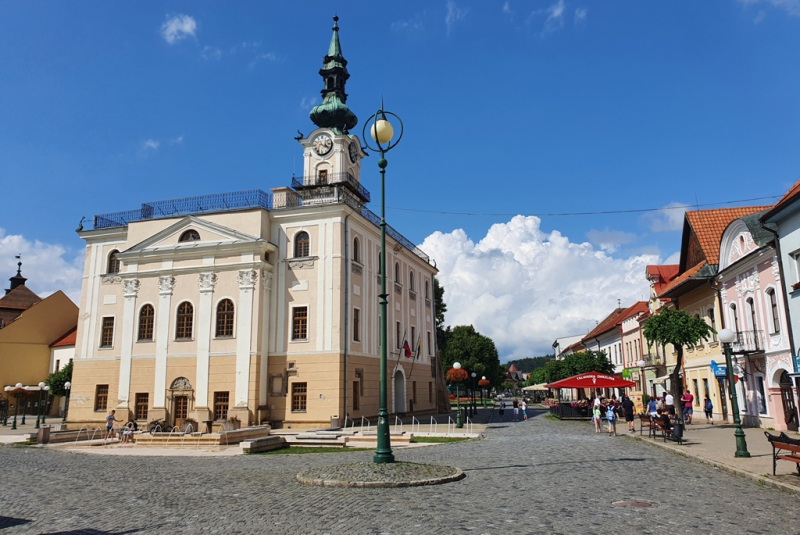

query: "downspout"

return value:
[343, 214, 349, 427]
[761, 223, 796, 357]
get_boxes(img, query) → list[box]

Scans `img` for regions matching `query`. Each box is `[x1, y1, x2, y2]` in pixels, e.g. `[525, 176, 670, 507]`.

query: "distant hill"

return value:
[506, 355, 553, 373]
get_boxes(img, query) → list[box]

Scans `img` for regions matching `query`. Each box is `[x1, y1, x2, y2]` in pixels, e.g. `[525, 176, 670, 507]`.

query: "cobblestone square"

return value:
[1, 412, 798, 534]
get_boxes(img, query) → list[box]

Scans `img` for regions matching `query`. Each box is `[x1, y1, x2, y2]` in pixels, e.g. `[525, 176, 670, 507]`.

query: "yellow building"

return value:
[69, 19, 444, 430]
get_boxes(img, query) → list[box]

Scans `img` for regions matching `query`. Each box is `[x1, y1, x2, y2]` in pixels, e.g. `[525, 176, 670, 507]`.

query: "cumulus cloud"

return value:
[0, 229, 83, 304]
[445, 1, 468, 36]
[161, 14, 197, 45]
[142, 139, 160, 151]
[586, 228, 637, 253]
[738, 0, 800, 16]
[422, 216, 659, 360]
[641, 202, 689, 232]
[526, 0, 566, 36]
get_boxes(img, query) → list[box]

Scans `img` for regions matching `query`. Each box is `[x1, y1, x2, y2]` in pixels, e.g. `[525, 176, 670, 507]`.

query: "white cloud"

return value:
[391, 12, 426, 33]
[503, 2, 513, 15]
[201, 46, 222, 61]
[738, 0, 800, 16]
[754, 10, 767, 23]
[300, 96, 318, 110]
[445, 1, 469, 36]
[586, 228, 637, 253]
[575, 7, 588, 24]
[0, 229, 83, 304]
[170, 135, 184, 145]
[526, 0, 566, 36]
[641, 202, 690, 233]
[422, 216, 659, 359]
[142, 139, 160, 151]
[161, 14, 197, 45]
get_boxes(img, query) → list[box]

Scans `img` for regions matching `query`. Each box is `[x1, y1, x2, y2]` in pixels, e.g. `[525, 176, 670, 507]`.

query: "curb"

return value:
[625, 433, 800, 496]
[296, 464, 466, 488]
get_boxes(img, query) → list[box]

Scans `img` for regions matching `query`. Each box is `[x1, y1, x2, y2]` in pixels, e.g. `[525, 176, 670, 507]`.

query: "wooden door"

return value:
[780, 371, 798, 431]
[717, 378, 728, 421]
[174, 395, 188, 428]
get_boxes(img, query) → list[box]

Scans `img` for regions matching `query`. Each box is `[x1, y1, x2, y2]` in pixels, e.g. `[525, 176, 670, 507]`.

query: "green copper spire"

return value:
[309, 16, 358, 134]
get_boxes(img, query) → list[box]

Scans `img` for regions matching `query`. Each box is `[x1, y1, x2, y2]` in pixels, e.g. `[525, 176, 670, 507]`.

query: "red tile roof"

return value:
[657, 261, 705, 298]
[582, 308, 626, 342]
[508, 364, 518, 372]
[646, 265, 679, 295]
[761, 178, 800, 222]
[617, 301, 649, 325]
[0, 285, 42, 311]
[685, 206, 771, 265]
[51, 327, 77, 347]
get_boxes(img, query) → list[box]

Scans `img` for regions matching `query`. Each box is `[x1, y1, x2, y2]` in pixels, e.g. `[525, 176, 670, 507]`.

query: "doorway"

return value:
[174, 396, 188, 428]
[780, 371, 798, 431]
[168, 376, 194, 428]
[393, 370, 406, 415]
[717, 377, 728, 421]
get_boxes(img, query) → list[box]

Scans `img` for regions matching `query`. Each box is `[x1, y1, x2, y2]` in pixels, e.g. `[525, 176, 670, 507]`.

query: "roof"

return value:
[646, 265, 679, 295]
[508, 364, 518, 372]
[617, 301, 649, 325]
[657, 261, 705, 299]
[51, 327, 77, 348]
[0, 284, 41, 311]
[762, 177, 800, 222]
[564, 340, 585, 353]
[582, 308, 626, 342]
[685, 206, 771, 266]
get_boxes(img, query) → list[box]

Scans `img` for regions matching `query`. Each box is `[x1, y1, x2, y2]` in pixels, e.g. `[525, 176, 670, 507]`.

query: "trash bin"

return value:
[38, 425, 51, 444]
[672, 419, 684, 443]
[330, 416, 340, 429]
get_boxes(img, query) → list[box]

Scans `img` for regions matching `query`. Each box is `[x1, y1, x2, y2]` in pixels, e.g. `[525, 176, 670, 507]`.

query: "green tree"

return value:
[434, 277, 448, 354]
[440, 325, 503, 388]
[531, 351, 612, 384]
[642, 308, 714, 398]
[45, 361, 73, 397]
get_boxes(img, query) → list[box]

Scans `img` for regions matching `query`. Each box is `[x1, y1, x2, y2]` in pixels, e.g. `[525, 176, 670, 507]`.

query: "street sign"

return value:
[714, 366, 727, 377]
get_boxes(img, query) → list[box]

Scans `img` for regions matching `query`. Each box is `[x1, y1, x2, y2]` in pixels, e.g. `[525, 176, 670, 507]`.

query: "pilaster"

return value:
[153, 275, 175, 408]
[117, 279, 140, 408]
[234, 270, 257, 419]
[195, 273, 217, 413]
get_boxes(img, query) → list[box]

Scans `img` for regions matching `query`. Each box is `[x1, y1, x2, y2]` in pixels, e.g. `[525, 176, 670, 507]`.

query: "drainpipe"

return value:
[761, 223, 796, 357]
[343, 214, 350, 427]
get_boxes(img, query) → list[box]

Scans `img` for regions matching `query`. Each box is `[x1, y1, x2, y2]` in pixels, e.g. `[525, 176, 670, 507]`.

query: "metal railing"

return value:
[732, 329, 765, 353]
[292, 172, 371, 202]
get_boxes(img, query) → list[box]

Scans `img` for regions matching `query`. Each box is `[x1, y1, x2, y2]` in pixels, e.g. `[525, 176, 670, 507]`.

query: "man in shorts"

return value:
[512, 398, 520, 422]
[521, 400, 528, 421]
[105, 410, 120, 441]
[681, 391, 694, 424]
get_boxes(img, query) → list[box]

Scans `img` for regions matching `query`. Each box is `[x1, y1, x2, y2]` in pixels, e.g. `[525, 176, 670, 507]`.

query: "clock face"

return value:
[348, 142, 359, 163]
[313, 134, 333, 156]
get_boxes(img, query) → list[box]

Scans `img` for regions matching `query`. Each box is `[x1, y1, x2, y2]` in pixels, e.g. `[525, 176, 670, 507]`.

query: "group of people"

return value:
[592, 390, 716, 436]
[104, 409, 138, 445]
[644, 392, 714, 425]
[498, 398, 528, 422]
[591, 395, 636, 436]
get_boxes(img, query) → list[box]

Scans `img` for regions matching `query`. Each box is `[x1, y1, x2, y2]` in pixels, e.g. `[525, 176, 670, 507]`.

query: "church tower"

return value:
[294, 17, 368, 205]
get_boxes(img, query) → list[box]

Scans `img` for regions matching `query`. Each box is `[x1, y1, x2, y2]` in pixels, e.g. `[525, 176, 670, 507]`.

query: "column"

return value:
[117, 278, 140, 409]
[153, 275, 175, 408]
[235, 270, 257, 409]
[195, 273, 217, 412]
[258, 270, 273, 406]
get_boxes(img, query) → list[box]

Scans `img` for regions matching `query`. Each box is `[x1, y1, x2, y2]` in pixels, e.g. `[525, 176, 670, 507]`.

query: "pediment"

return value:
[119, 216, 263, 258]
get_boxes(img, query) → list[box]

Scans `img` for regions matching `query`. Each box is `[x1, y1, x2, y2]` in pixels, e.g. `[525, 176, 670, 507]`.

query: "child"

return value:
[606, 404, 617, 436]
[593, 404, 602, 433]
[704, 397, 713, 425]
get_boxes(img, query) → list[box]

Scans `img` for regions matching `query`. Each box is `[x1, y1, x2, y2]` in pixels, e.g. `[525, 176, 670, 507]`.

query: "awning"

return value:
[546, 373, 636, 389]
[652, 375, 671, 384]
[522, 383, 549, 392]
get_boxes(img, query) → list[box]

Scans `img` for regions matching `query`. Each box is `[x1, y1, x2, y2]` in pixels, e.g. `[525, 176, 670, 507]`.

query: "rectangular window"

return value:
[427, 331, 432, 355]
[292, 382, 307, 412]
[353, 308, 361, 342]
[135, 393, 149, 420]
[411, 327, 416, 353]
[100, 317, 114, 348]
[353, 381, 360, 410]
[431, 356, 437, 378]
[693, 379, 700, 406]
[94, 385, 109, 411]
[756, 376, 768, 414]
[429, 382, 433, 403]
[318, 169, 328, 184]
[396, 321, 401, 349]
[55, 359, 60, 372]
[412, 381, 417, 403]
[703, 378, 710, 403]
[214, 392, 230, 420]
[292, 307, 308, 340]
[355, 369, 364, 395]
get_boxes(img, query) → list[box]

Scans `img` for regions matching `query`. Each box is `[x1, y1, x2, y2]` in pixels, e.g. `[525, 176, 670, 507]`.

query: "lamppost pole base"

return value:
[734, 428, 751, 458]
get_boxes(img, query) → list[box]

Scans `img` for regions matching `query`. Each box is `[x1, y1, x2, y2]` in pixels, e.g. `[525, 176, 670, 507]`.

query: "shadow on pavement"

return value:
[0, 516, 31, 529]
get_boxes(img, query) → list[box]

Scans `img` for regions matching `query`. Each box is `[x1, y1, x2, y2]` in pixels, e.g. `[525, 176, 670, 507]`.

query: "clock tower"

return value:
[295, 17, 368, 204]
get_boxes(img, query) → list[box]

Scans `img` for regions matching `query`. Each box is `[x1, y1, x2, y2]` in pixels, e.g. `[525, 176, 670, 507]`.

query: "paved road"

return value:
[1, 410, 798, 534]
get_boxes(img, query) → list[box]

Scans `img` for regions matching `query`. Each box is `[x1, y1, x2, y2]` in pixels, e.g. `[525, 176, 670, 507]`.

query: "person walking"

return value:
[605, 403, 617, 436]
[592, 404, 602, 433]
[647, 396, 658, 418]
[704, 397, 714, 424]
[521, 399, 528, 421]
[512, 398, 520, 422]
[681, 391, 694, 424]
[622, 395, 635, 433]
[105, 410, 121, 441]
[499, 400, 506, 421]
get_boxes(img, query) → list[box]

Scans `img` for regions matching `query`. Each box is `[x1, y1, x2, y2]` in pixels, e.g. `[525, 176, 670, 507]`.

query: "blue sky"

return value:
[2, 1, 799, 360]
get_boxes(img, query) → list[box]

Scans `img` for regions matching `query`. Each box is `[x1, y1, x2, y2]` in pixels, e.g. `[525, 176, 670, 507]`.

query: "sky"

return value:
[2, 1, 800, 361]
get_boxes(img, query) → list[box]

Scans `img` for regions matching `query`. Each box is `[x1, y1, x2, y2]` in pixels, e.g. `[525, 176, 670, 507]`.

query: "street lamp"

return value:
[480, 376, 487, 406]
[362, 101, 403, 464]
[471, 372, 477, 417]
[42, 385, 50, 424]
[35, 381, 45, 429]
[63, 381, 72, 423]
[3, 385, 10, 426]
[453, 362, 463, 428]
[718, 328, 750, 458]
[637, 359, 646, 397]
[11, 383, 23, 430]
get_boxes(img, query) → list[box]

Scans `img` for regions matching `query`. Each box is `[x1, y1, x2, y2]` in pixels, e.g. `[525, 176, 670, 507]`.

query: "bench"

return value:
[639, 414, 656, 438]
[765, 431, 800, 475]
[653, 419, 682, 445]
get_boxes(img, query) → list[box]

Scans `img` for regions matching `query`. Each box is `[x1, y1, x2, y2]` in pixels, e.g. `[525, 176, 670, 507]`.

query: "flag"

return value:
[402, 338, 412, 358]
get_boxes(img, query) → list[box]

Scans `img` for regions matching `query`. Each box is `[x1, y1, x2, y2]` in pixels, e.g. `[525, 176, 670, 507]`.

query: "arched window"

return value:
[377, 250, 381, 274]
[107, 250, 120, 274]
[395, 262, 401, 283]
[767, 288, 780, 333]
[353, 237, 360, 263]
[216, 299, 235, 338]
[731, 304, 739, 333]
[409, 272, 415, 292]
[294, 231, 310, 258]
[425, 280, 430, 299]
[747, 297, 757, 331]
[176, 302, 194, 340]
[138, 304, 154, 341]
[708, 308, 717, 341]
[179, 229, 200, 242]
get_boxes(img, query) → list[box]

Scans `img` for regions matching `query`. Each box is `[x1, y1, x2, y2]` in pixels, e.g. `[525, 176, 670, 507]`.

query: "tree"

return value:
[642, 308, 714, 399]
[45, 361, 73, 397]
[434, 277, 448, 353]
[531, 351, 612, 384]
[440, 325, 503, 388]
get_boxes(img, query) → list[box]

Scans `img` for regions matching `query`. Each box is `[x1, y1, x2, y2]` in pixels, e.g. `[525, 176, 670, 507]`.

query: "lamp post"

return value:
[11, 383, 23, 430]
[35, 381, 45, 429]
[453, 362, 463, 428]
[718, 328, 751, 458]
[471, 372, 477, 416]
[362, 102, 403, 464]
[3, 386, 10, 426]
[480, 376, 487, 406]
[63, 381, 72, 423]
[637, 359, 646, 396]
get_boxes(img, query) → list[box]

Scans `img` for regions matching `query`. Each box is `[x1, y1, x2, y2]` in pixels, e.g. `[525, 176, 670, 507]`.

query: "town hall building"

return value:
[67, 18, 445, 429]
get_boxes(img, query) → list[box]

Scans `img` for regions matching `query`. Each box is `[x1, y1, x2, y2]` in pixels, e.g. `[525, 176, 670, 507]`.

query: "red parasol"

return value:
[546, 373, 636, 389]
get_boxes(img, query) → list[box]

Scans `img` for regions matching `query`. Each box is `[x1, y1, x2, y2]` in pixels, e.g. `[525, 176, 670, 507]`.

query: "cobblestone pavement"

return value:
[1, 411, 799, 534]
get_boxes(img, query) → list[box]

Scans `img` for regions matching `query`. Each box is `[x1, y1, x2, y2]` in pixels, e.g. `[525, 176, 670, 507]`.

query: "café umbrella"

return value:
[546, 373, 636, 390]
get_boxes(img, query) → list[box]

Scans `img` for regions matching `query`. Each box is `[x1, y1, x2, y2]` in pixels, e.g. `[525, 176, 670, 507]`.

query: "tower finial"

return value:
[310, 16, 358, 134]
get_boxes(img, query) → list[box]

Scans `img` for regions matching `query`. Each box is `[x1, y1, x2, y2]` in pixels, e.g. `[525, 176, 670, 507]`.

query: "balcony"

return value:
[730, 330, 765, 353]
[643, 354, 664, 367]
[292, 172, 370, 203]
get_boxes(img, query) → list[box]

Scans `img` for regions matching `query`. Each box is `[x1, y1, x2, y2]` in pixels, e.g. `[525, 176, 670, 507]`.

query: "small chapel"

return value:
[67, 18, 446, 429]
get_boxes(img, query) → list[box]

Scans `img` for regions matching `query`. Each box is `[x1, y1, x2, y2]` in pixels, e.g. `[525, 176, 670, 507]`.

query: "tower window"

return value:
[318, 169, 328, 184]
[138, 304, 154, 341]
[353, 237, 361, 263]
[294, 232, 310, 258]
[176, 302, 194, 340]
[107, 250, 120, 274]
[216, 299, 235, 338]
[179, 230, 200, 242]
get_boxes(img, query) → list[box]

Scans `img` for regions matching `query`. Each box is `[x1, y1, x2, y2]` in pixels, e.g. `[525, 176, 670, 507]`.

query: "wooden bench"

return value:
[653, 419, 682, 444]
[639, 414, 656, 438]
[765, 431, 800, 475]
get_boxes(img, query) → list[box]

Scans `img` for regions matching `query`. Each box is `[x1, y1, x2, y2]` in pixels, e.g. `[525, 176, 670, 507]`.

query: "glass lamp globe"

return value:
[453, 362, 461, 370]
[718, 328, 736, 344]
[370, 118, 394, 144]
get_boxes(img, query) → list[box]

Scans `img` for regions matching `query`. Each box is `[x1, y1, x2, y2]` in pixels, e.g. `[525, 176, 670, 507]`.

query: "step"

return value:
[241, 436, 286, 453]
